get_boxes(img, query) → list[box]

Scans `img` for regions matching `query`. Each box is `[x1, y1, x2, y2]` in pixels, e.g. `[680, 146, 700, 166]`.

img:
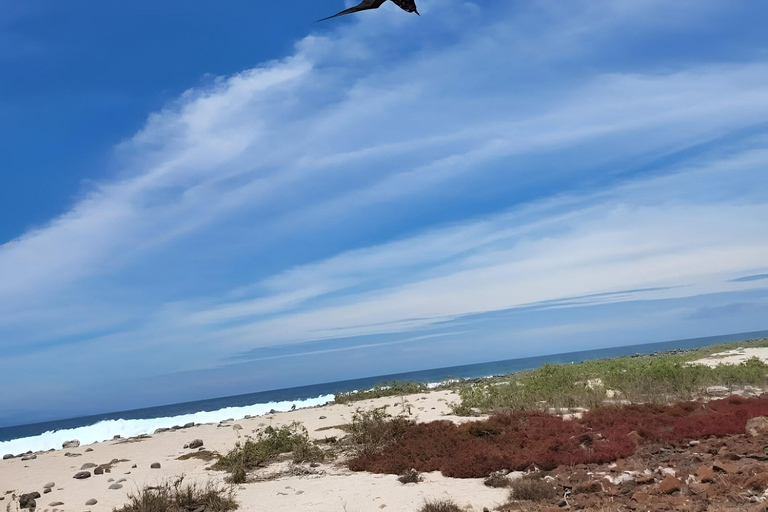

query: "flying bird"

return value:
[318, 0, 419, 22]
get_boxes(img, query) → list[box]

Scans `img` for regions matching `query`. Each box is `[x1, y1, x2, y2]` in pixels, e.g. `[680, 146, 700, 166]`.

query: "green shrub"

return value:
[418, 499, 462, 512]
[213, 421, 323, 481]
[113, 478, 237, 512]
[346, 407, 415, 455]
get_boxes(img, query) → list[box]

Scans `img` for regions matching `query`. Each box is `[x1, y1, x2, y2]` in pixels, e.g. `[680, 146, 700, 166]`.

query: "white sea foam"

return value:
[0, 394, 334, 456]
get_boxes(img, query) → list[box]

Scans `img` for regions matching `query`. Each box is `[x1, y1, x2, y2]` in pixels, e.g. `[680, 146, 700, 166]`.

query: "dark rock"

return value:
[188, 439, 204, 449]
[85, 499, 97, 506]
[80, 463, 97, 470]
[85, 448, 93, 452]
[94, 467, 104, 475]
[150, 462, 161, 469]
[62, 440, 80, 449]
[43, 483, 54, 489]
[19, 492, 41, 509]
[43, 489, 51, 494]
[108, 484, 122, 490]
[154, 428, 170, 434]
[319, 416, 327, 420]
[73, 471, 91, 479]
[21, 454, 37, 461]
[64, 452, 81, 458]
[2, 454, 13, 460]
[113, 435, 121, 440]
[183, 422, 195, 429]
[48, 503, 64, 507]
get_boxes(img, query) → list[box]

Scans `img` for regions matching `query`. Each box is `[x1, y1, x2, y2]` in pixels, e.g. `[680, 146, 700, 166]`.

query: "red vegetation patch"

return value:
[348, 396, 768, 478]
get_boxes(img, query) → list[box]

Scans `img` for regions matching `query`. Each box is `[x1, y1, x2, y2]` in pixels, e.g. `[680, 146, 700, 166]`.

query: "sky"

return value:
[2, 0, 768, 427]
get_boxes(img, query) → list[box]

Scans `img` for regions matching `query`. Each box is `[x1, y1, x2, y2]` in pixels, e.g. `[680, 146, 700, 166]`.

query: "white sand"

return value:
[690, 347, 768, 368]
[1, 390, 508, 512]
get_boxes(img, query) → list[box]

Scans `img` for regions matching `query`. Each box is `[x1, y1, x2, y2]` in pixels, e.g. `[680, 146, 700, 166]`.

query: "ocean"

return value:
[2, 329, 767, 456]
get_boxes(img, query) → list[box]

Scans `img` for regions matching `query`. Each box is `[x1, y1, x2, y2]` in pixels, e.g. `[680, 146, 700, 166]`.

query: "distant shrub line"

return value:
[334, 381, 429, 404]
[349, 395, 768, 478]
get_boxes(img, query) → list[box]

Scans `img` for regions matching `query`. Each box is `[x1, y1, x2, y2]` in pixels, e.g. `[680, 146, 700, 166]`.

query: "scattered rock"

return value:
[73, 471, 91, 479]
[183, 422, 195, 429]
[21, 454, 37, 461]
[64, 452, 81, 458]
[150, 462, 161, 469]
[2, 454, 13, 460]
[48, 503, 64, 507]
[80, 463, 97, 470]
[62, 440, 80, 449]
[747, 416, 768, 437]
[85, 448, 93, 452]
[43, 483, 54, 490]
[631, 492, 650, 503]
[43, 489, 51, 494]
[232, 424, 243, 431]
[85, 499, 97, 506]
[745, 472, 768, 491]
[19, 492, 41, 509]
[714, 460, 739, 474]
[696, 465, 715, 483]
[94, 467, 104, 475]
[154, 428, 170, 434]
[319, 416, 327, 420]
[188, 439, 204, 449]
[659, 475, 681, 494]
[108, 484, 122, 490]
[575, 480, 603, 493]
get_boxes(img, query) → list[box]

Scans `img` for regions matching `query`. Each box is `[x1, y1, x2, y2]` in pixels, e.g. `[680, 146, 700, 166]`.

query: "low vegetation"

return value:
[418, 499, 463, 512]
[397, 468, 422, 484]
[483, 472, 511, 488]
[334, 381, 429, 404]
[113, 478, 237, 512]
[508, 475, 557, 501]
[349, 395, 768, 478]
[344, 407, 415, 456]
[453, 340, 768, 414]
[214, 422, 323, 483]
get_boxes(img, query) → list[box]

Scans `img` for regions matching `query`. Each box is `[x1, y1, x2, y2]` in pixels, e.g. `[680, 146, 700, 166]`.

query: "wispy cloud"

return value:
[1, 0, 768, 423]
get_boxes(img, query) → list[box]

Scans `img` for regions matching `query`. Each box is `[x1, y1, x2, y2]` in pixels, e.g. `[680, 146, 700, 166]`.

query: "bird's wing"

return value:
[389, 0, 419, 14]
[317, 0, 388, 21]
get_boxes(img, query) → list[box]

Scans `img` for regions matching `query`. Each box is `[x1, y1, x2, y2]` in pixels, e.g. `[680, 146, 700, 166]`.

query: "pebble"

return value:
[188, 439, 204, 449]
[94, 467, 104, 475]
[150, 462, 161, 469]
[62, 440, 80, 449]
[108, 484, 123, 490]
[48, 503, 64, 507]
[73, 471, 91, 479]
[2, 454, 13, 460]
[85, 499, 97, 506]
[43, 483, 55, 489]
[80, 463, 97, 470]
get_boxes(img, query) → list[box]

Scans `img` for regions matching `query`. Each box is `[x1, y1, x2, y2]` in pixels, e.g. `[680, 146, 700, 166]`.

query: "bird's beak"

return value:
[414, 8, 420, 15]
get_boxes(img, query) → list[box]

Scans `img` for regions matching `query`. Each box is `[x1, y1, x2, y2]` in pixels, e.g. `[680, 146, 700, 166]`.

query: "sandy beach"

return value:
[1, 390, 509, 512]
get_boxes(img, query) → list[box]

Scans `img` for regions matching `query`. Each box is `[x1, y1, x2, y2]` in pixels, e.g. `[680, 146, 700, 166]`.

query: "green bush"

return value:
[213, 421, 323, 482]
[346, 407, 415, 455]
[114, 478, 237, 512]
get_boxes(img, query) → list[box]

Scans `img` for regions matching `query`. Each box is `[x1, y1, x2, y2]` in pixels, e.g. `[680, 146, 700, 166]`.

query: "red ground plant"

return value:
[348, 396, 768, 478]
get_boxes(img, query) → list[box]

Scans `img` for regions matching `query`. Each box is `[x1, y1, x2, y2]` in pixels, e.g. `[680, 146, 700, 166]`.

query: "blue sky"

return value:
[2, 0, 768, 426]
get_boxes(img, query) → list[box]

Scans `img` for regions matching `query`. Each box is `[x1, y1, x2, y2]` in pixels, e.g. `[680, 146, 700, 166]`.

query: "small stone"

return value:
[150, 462, 161, 469]
[73, 471, 91, 479]
[319, 416, 327, 420]
[80, 463, 97, 470]
[574, 480, 602, 493]
[635, 474, 654, 485]
[62, 440, 80, 449]
[19, 492, 40, 509]
[43, 483, 55, 489]
[85, 499, 97, 506]
[232, 424, 243, 431]
[48, 503, 64, 507]
[64, 452, 81, 458]
[188, 439, 204, 449]
[43, 489, 51, 494]
[117, 478, 127, 483]
[183, 422, 195, 428]
[631, 491, 650, 503]
[659, 475, 681, 494]
[108, 484, 122, 490]
[85, 448, 93, 452]
[696, 465, 715, 483]
[108, 478, 114, 482]
[94, 467, 104, 475]
[2, 454, 13, 460]
[21, 454, 37, 461]
[714, 460, 739, 474]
